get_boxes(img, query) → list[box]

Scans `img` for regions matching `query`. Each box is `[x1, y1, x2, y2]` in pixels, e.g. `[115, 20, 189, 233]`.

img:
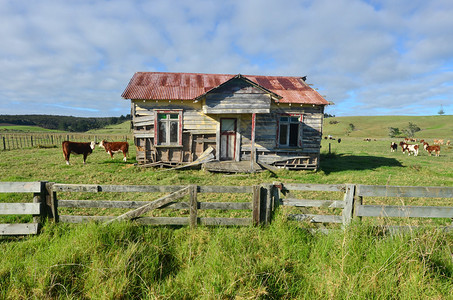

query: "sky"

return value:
[1, 0, 452, 117]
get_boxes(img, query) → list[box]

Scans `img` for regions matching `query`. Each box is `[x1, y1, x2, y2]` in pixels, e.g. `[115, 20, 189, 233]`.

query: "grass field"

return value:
[323, 115, 453, 139]
[0, 116, 452, 299]
[0, 125, 62, 133]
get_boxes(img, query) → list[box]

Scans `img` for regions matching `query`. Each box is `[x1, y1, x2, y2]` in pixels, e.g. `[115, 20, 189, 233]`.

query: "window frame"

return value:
[153, 109, 183, 146]
[276, 113, 303, 148]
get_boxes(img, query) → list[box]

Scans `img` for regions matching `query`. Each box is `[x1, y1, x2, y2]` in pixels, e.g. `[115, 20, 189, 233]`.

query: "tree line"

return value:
[0, 114, 131, 132]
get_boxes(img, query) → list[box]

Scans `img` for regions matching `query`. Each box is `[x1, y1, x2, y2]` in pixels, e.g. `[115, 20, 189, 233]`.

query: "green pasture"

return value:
[323, 115, 453, 139]
[0, 125, 62, 133]
[0, 118, 452, 299]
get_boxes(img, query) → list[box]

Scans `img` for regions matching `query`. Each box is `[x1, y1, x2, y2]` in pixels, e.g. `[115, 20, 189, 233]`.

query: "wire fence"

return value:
[0, 133, 132, 150]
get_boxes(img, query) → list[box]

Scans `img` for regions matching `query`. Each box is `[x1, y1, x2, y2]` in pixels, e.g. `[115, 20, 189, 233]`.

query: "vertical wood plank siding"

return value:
[131, 86, 324, 169]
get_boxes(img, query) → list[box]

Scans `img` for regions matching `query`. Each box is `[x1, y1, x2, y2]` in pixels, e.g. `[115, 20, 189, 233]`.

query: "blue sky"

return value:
[1, 0, 452, 117]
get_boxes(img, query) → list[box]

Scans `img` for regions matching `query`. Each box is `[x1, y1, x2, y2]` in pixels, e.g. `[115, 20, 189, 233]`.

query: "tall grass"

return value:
[1, 218, 451, 299]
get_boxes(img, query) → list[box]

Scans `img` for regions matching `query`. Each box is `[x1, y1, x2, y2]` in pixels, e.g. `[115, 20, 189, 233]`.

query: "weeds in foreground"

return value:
[0, 220, 451, 299]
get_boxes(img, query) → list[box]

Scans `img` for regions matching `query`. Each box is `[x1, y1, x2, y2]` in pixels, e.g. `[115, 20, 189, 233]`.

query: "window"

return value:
[278, 115, 302, 147]
[154, 110, 182, 145]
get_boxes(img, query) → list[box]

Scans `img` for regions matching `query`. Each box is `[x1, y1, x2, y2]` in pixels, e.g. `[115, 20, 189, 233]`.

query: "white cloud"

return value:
[0, 0, 452, 117]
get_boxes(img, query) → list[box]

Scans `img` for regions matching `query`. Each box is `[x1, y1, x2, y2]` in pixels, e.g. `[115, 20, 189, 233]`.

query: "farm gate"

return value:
[1, 181, 452, 236]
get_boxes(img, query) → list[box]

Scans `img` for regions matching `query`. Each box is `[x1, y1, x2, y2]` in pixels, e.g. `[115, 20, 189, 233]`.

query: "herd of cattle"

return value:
[62, 140, 129, 165]
[390, 138, 450, 157]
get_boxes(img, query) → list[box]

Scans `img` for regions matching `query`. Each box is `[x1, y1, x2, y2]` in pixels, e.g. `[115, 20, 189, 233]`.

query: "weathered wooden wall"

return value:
[131, 83, 325, 169]
[132, 101, 218, 164]
[203, 78, 271, 114]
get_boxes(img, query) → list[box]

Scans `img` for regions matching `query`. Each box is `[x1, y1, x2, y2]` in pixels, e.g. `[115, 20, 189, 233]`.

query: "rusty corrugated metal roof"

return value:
[121, 72, 329, 105]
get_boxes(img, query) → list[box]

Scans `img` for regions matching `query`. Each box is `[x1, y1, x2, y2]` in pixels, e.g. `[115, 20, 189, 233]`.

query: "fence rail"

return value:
[50, 183, 266, 227]
[0, 181, 45, 235]
[0, 133, 130, 150]
[1, 181, 452, 236]
[279, 183, 453, 233]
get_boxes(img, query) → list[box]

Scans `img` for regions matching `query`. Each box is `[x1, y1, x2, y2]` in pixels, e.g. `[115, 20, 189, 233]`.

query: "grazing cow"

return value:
[62, 141, 96, 165]
[433, 139, 444, 145]
[99, 140, 129, 162]
[406, 144, 419, 156]
[390, 142, 398, 152]
[399, 141, 408, 153]
[423, 143, 440, 156]
[337, 138, 341, 143]
[419, 139, 425, 144]
[446, 140, 451, 146]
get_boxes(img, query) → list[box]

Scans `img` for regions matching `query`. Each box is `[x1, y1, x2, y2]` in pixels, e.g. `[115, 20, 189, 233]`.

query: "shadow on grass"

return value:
[320, 153, 403, 174]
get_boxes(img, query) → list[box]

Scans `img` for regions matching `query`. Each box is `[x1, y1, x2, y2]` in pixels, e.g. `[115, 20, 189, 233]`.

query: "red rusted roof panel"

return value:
[121, 72, 329, 105]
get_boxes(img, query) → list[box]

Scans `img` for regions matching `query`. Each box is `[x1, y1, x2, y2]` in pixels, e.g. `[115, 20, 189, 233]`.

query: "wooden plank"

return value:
[53, 184, 252, 194]
[252, 185, 261, 226]
[281, 199, 345, 208]
[58, 200, 159, 209]
[0, 182, 42, 193]
[0, 203, 41, 215]
[0, 223, 39, 235]
[199, 202, 252, 210]
[199, 217, 251, 226]
[135, 217, 189, 226]
[357, 205, 453, 218]
[356, 185, 453, 198]
[59, 215, 111, 223]
[57, 200, 251, 210]
[342, 184, 355, 225]
[189, 185, 198, 228]
[265, 184, 273, 224]
[52, 184, 100, 193]
[288, 214, 343, 223]
[104, 186, 190, 224]
[59, 215, 190, 226]
[198, 186, 252, 193]
[282, 183, 346, 192]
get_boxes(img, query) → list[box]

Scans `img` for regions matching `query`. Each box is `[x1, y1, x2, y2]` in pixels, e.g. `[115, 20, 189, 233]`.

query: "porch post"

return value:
[251, 113, 256, 172]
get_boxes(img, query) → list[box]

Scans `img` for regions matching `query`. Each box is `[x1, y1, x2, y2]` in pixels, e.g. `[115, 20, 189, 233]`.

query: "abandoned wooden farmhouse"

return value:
[121, 72, 329, 171]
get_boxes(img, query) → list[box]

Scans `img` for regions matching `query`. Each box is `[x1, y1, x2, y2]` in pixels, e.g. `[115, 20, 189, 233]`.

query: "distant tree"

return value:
[388, 127, 401, 138]
[403, 122, 421, 138]
[345, 123, 355, 135]
[438, 105, 445, 116]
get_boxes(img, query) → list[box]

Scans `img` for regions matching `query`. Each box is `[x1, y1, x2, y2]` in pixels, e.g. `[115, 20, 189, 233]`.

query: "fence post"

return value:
[33, 182, 47, 230]
[259, 184, 273, 225]
[2, 136, 5, 151]
[353, 185, 363, 222]
[30, 136, 33, 148]
[342, 184, 355, 226]
[252, 185, 261, 226]
[189, 185, 198, 228]
[45, 182, 59, 223]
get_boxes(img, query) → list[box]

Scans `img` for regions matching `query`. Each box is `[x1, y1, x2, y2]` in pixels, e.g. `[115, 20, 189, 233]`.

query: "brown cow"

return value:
[423, 143, 440, 156]
[62, 141, 96, 165]
[99, 140, 129, 162]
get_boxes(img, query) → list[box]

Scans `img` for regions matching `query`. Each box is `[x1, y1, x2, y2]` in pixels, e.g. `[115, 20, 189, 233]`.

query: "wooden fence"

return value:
[1, 181, 452, 236]
[0, 133, 130, 150]
[0, 182, 273, 235]
[0, 182, 49, 235]
[279, 183, 453, 232]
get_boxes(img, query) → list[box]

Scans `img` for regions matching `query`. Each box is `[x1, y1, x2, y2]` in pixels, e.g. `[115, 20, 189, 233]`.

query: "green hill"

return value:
[86, 121, 132, 135]
[0, 125, 63, 133]
[323, 115, 453, 139]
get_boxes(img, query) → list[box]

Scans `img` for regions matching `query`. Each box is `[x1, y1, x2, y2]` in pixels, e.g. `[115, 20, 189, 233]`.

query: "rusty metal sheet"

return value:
[121, 72, 329, 105]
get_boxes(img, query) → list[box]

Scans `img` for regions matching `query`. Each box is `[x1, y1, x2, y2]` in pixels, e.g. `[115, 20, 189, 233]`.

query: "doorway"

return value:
[220, 118, 237, 160]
